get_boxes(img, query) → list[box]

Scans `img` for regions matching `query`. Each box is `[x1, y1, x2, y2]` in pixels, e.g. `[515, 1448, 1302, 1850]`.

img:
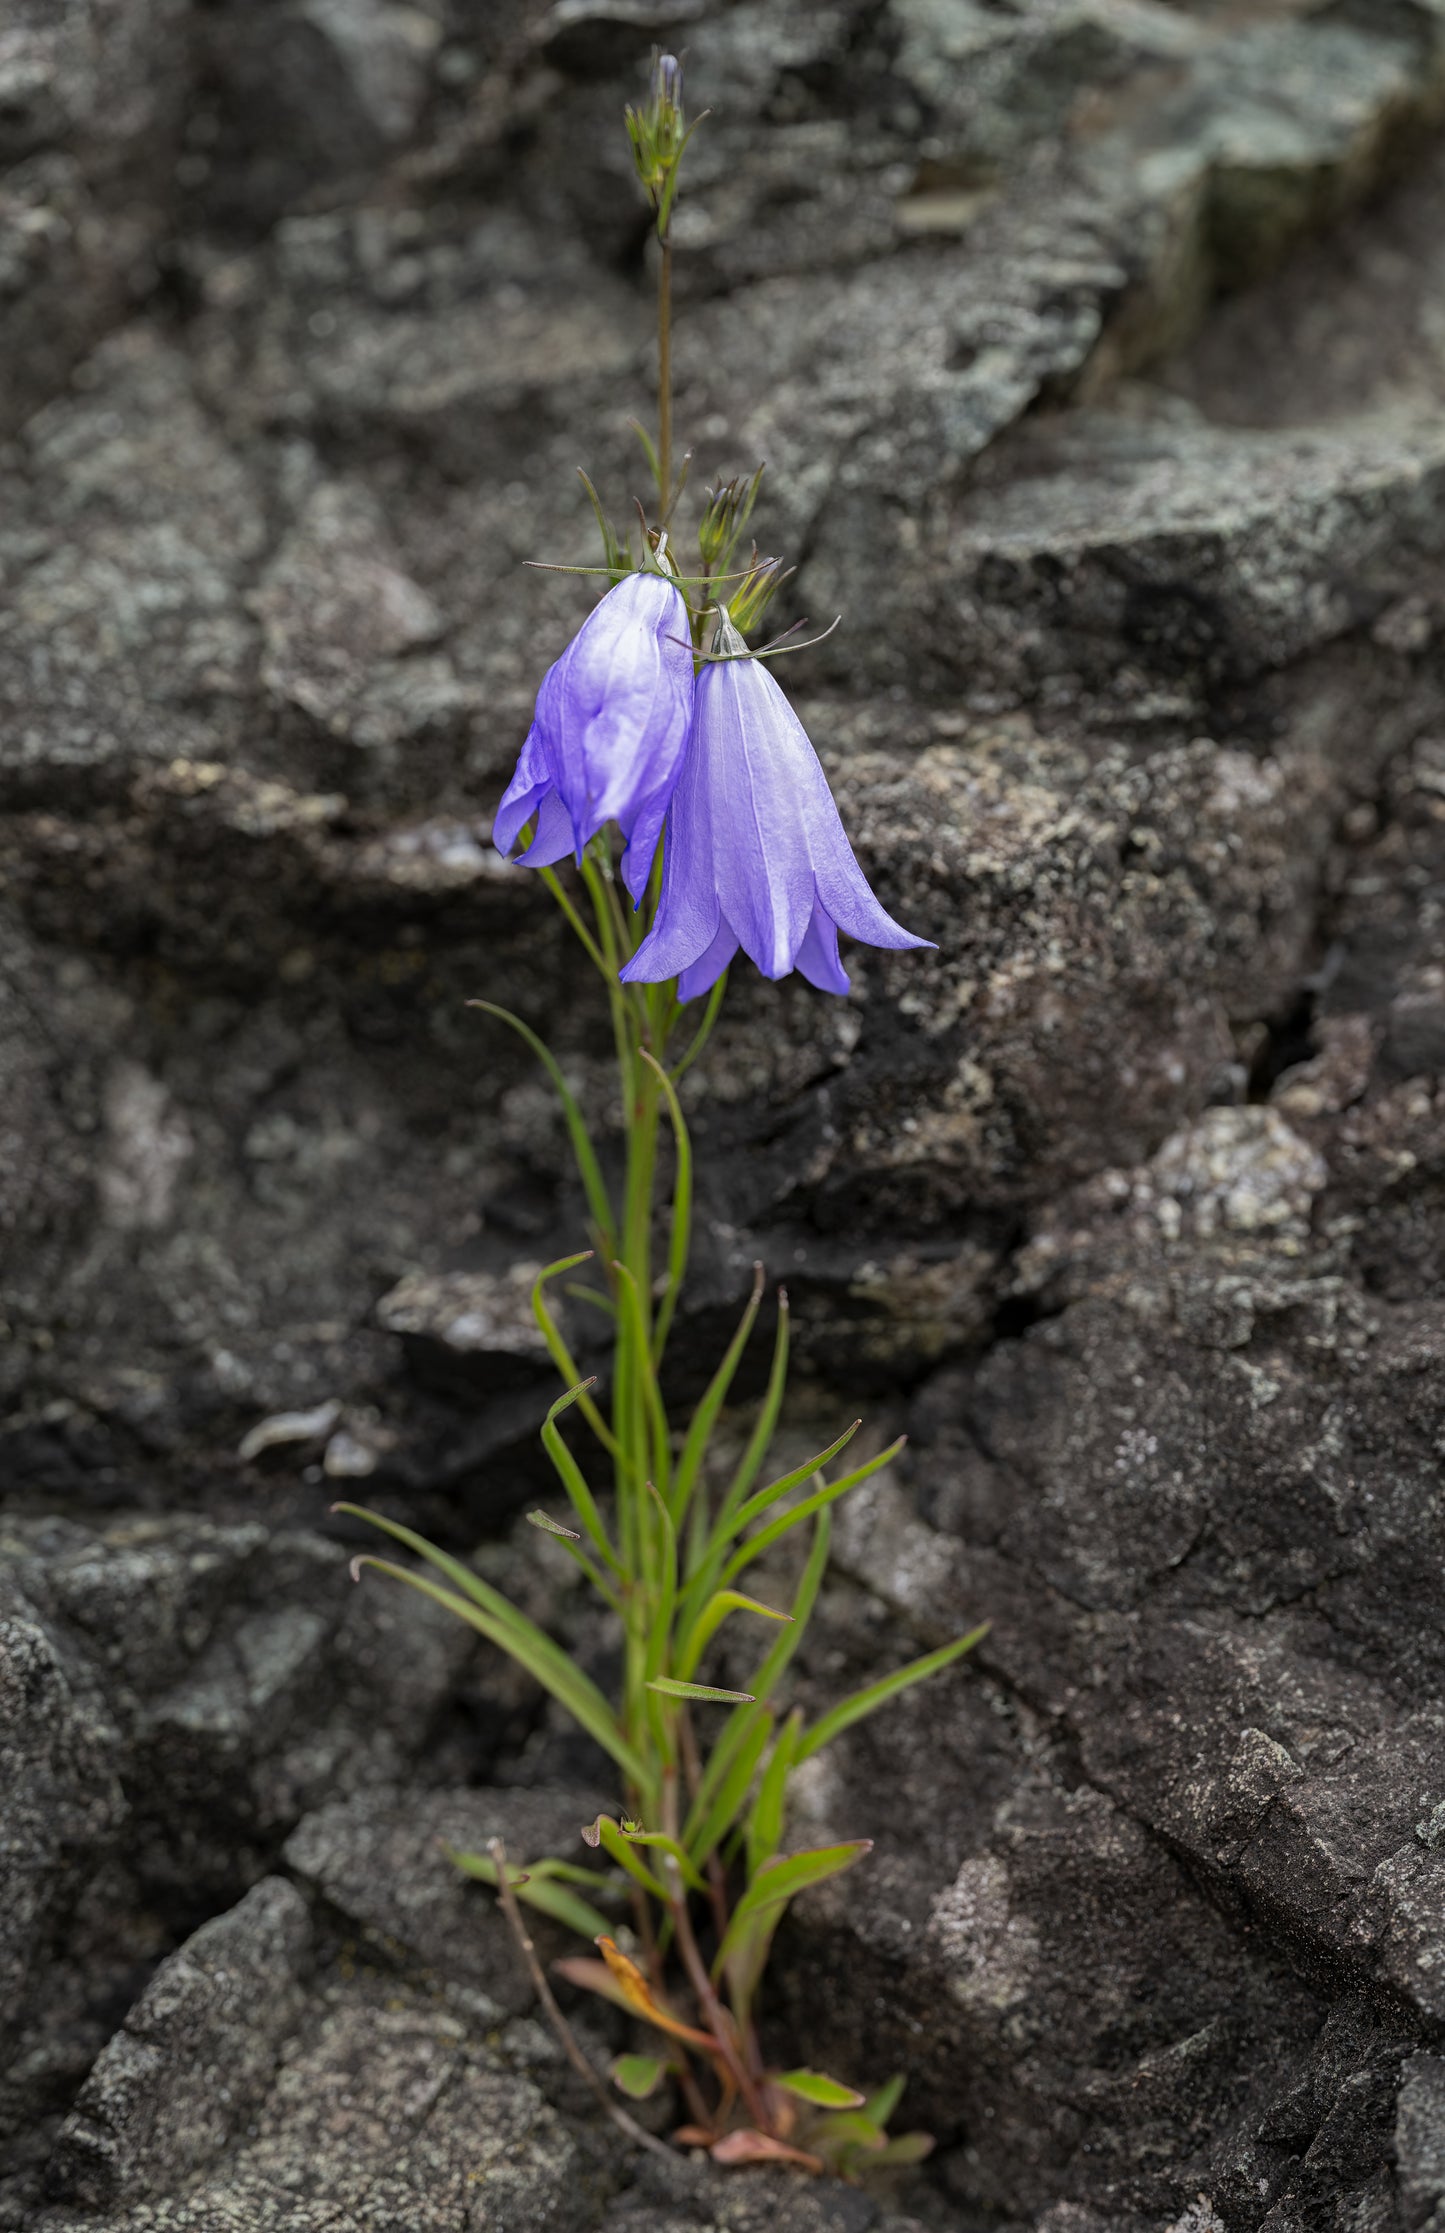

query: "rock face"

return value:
[7, 0, 1445, 2227]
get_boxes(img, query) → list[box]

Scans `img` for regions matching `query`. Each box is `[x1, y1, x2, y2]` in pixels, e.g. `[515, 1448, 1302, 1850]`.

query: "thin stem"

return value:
[665, 1860, 770, 2130]
[658, 228, 673, 501]
[488, 1839, 673, 2160]
[539, 864, 609, 978]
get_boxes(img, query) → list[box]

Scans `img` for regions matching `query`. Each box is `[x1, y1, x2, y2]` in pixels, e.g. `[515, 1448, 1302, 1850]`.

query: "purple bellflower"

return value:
[493, 569, 694, 904]
[621, 616, 933, 1000]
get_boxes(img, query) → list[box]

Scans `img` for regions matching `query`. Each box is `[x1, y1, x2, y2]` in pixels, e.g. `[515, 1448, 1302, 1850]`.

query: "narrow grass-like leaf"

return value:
[638, 1049, 691, 1365]
[796, 1623, 989, 1765]
[722, 1840, 873, 1946]
[713, 1438, 905, 1595]
[812, 2111, 887, 2154]
[445, 1845, 614, 1940]
[340, 1528, 647, 1789]
[684, 1513, 829, 1851]
[627, 416, 661, 491]
[533, 1261, 621, 1463]
[745, 1707, 801, 1878]
[726, 1420, 864, 1540]
[613, 1263, 670, 1502]
[775, 2070, 866, 2110]
[860, 2132, 935, 2168]
[538, 1378, 623, 1575]
[713, 1287, 790, 1536]
[646, 1676, 755, 1704]
[668, 967, 729, 1084]
[612, 1824, 707, 1895]
[862, 2074, 906, 2128]
[468, 1003, 616, 1251]
[643, 1481, 678, 1683]
[675, 1589, 790, 1683]
[679, 1421, 859, 1637]
[612, 2054, 667, 2100]
[714, 1842, 872, 2008]
[682, 1703, 774, 1869]
[527, 1509, 581, 1540]
[580, 1814, 670, 1903]
[667, 1262, 765, 1526]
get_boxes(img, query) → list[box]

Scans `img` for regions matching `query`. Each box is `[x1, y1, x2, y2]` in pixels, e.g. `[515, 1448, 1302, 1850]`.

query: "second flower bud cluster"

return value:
[494, 569, 931, 999]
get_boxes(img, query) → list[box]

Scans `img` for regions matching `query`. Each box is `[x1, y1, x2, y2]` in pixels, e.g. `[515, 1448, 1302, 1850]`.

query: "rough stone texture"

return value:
[8, 0, 1445, 2227]
[0, 1516, 471, 2222]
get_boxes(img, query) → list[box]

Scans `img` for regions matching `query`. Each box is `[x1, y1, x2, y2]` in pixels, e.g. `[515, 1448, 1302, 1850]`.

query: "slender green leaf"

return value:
[627, 416, 661, 492]
[728, 1420, 864, 1538]
[538, 1377, 623, 1575]
[612, 2054, 667, 2100]
[668, 967, 729, 1084]
[813, 2112, 887, 2154]
[682, 1704, 774, 1869]
[467, 1003, 615, 1250]
[675, 1588, 791, 1682]
[796, 1623, 989, 1765]
[684, 1512, 829, 1844]
[341, 1531, 648, 1789]
[612, 1823, 707, 1895]
[714, 1841, 872, 1981]
[860, 2132, 935, 2168]
[526, 1509, 580, 1540]
[679, 1419, 859, 1636]
[746, 1707, 801, 1878]
[646, 1676, 755, 1704]
[638, 1049, 691, 1365]
[445, 1845, 614, 1940]
[775, 2070, 865, 2110]
[643, 1480, 678, 1683]
[532, 1260, 621, 1463]
[714, 1287, 790, 1534]
[667, 1263, 765, 1527]
[714, 1438, 904, 1595]
[612, 1262, 670, 1504]
[862, 2074, 906, 2129]
[580, 1814, 670, 1903]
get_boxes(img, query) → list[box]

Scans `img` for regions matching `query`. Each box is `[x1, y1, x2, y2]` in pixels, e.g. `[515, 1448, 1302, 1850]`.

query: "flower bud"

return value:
[625, 51, 690, 232]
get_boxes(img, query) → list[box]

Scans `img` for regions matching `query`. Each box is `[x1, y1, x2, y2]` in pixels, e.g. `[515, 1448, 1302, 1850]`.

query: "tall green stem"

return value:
[658, 229, 673, 502]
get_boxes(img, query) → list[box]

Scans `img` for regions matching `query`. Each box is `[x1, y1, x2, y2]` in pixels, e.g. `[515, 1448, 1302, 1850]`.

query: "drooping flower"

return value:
[494, 569, 694, 903]
[620, 621, 933, 1000]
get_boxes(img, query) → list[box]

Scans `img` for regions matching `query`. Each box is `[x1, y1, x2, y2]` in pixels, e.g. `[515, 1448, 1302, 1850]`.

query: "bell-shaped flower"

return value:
[493, 569, 694, 903]
[620, 624, 933, 1000]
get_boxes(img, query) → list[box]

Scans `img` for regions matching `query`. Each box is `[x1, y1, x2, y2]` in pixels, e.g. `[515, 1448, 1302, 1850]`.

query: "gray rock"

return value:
[283, 1783, 616, 2015]
[0, 1515, 472, 2218]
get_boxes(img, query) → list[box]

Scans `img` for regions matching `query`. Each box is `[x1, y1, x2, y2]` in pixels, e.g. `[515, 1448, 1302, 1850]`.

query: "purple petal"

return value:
[695, 658, 818, 977]
[493, 724, 553, 858]
[516, 786, 575, 868]
[794, 898, 850, 994]
[538, 572, 693, 875]
[621, 640, 933, 997]
[620, 711, 721, 983]
[676, 920, 739, 1002]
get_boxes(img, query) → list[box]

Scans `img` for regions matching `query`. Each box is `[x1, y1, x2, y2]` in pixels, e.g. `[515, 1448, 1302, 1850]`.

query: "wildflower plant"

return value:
[340, 55, 983, 2181]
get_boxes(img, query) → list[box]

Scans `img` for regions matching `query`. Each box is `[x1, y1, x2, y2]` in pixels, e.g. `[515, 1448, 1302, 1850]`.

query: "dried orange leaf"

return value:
[595, 1936, 714, 2049]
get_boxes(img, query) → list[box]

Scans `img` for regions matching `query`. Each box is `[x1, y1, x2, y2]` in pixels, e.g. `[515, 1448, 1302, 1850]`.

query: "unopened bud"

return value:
[624, 50, 694, 235]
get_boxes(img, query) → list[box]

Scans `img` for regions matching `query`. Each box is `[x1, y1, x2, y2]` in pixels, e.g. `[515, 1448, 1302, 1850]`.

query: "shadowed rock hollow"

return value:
[5, 2, 1445, 2228]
